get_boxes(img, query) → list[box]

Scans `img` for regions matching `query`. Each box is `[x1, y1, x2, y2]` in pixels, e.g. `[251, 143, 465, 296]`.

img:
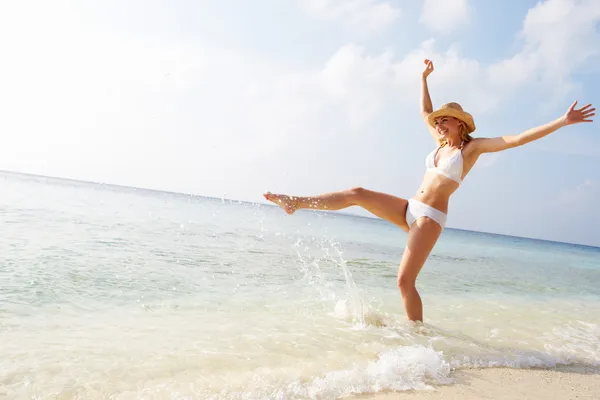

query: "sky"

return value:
[0, 0, 599, 246]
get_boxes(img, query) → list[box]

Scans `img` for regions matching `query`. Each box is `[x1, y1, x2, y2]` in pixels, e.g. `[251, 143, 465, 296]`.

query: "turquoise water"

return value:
[1, 171, 599, 399]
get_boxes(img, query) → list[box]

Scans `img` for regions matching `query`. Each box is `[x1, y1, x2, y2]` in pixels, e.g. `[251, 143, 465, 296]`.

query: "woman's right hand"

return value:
[422, 59, 434, 79]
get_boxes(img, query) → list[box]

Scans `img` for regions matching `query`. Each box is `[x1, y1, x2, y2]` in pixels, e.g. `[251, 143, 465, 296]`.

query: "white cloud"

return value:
[483, 0, 600, 159]
[420, 0, 470, 35]
[241, 40, 496, 150]
[300, 0, 401, 34]
[489, 0, 600, 100]
[0, 2, 273, 192]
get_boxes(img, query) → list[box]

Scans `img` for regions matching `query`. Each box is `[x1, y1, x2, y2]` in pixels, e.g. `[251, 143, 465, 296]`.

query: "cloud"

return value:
[488, 0, 600, 102]
[241, 40, 493, 149]
[0, 2, 266, 189]
[299, 0, 401, 34]
[420, 0, 470, 35]
[418, 0, 600, 109]
[483, 0, 600, 158]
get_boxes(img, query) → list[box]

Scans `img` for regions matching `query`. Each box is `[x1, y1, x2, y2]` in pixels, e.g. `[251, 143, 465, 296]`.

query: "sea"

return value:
[1, 171, 599, 399]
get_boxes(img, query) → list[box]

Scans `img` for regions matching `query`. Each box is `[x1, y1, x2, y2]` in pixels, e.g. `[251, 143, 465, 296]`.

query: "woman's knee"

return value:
[348, 186, 365, 195]
[348, 187, 368, 202]
[397, 274, 416, 293]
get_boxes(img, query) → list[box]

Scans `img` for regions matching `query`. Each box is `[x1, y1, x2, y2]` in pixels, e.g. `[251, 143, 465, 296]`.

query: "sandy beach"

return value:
[354, 367, 600, 400]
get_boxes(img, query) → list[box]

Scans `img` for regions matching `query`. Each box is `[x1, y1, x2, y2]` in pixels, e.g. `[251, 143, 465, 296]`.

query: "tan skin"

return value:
[264, 59, 595, 322]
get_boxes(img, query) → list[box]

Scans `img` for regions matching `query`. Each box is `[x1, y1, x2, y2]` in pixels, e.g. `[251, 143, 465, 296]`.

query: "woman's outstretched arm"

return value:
[471, 101, 595, 154]
[420, 59, 441, 144]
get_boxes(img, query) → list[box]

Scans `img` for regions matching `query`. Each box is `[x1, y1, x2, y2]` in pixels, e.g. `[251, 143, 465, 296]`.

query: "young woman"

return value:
[263, 59, 595, 322]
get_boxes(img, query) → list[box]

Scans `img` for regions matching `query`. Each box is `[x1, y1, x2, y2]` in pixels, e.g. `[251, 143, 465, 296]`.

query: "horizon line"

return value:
[1, 168, 598, 250]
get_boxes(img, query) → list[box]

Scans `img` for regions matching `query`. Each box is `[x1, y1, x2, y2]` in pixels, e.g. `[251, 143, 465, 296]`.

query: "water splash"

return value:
[293, 235, 390, 327]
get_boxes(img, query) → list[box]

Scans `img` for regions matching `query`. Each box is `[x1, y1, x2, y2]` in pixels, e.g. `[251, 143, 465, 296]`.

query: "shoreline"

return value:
[351, 366, 600, 400]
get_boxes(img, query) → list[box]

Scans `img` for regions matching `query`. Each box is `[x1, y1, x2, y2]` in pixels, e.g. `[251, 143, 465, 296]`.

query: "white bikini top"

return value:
[425, 142, 464, 184]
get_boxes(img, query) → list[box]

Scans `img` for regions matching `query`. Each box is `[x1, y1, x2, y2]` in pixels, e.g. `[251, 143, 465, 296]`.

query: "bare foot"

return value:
[263, 192, 298, 215]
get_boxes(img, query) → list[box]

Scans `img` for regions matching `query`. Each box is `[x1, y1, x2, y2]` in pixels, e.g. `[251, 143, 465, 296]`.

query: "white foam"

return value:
[306, 345, 453, 397]
[215, 345, 453, 400]
[448, 321, 600, 370]
[543, 321, 600, 366]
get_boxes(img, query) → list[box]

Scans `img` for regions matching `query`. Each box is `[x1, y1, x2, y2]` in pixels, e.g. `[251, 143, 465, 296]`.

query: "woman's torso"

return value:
[413, 141, 478, 213]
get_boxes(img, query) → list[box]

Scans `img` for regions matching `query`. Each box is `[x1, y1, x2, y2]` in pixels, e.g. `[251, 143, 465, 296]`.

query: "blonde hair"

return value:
[438, 119, 473, 148]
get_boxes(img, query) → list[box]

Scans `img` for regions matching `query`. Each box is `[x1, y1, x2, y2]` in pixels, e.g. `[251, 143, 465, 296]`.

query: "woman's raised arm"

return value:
[471, 101, 595, 155]
[420, 59, 441, 144]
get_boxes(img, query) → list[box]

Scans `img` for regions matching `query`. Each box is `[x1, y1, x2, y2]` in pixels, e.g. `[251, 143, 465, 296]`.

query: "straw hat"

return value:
[428, 102, 476, 133]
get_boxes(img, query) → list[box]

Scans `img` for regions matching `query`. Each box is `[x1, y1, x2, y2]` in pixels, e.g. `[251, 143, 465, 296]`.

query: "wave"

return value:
[209, 339, 599, 400]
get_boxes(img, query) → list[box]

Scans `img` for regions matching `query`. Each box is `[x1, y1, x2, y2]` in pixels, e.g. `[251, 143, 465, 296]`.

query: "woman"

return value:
[263, 59, 595, 322]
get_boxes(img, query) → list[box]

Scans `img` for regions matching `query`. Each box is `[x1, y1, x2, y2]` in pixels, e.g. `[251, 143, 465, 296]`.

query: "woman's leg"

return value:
[397, 217, 443, 322]
[264, 187, 409, 231]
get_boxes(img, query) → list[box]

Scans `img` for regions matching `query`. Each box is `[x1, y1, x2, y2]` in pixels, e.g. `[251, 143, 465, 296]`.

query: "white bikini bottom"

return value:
[405, 198, 447, 229]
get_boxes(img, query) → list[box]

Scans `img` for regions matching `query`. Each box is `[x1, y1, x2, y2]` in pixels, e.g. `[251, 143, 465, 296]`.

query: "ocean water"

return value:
[1, 171, 599, 399]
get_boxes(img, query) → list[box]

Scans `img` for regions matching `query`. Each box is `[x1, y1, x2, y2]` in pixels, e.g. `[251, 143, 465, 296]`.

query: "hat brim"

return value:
[428, 109, 476, 133]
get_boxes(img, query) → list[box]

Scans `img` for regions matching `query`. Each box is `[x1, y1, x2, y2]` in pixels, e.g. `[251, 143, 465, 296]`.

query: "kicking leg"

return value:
[397, 217, 442, 322]
[264, 187, 409, 231]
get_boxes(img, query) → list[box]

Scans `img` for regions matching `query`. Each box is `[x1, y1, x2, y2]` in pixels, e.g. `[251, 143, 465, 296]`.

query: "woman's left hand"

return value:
[563, 101, 595, 125]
